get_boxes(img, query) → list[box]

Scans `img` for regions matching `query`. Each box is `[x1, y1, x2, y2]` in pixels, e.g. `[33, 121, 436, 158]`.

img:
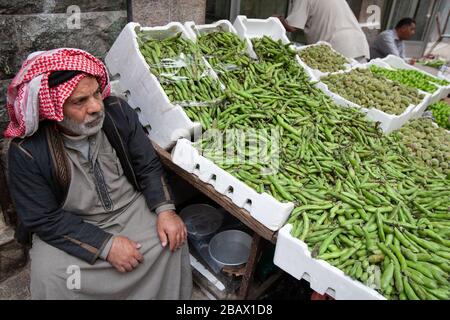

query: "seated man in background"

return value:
[370, 18, 416, 60]
[277, 0, 370, 62]
[4, 48, 192, 299]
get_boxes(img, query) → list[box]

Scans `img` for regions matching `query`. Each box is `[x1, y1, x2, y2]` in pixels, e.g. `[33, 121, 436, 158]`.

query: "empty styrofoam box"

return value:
[171, 138, 295, 231]
[184, 19, 257, 64]
[105, 22, 222, 150]
[316, 66, 431, 133]
[274, 224, 386, 300]
[296, 41, 359, 78]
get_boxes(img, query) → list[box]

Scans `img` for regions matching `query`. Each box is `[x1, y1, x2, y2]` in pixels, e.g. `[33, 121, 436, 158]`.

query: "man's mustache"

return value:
[84, 111, 105, 127]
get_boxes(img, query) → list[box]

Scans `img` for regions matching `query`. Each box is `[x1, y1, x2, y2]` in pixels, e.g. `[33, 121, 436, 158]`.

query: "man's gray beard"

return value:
[58, 111, 105, 136]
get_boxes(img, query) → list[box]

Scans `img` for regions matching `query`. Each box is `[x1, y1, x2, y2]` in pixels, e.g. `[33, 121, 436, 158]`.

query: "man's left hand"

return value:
[156, 210, 187, 252]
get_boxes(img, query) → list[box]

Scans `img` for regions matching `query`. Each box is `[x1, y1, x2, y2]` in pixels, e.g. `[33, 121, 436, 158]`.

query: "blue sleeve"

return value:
[378, 32, 401, 57]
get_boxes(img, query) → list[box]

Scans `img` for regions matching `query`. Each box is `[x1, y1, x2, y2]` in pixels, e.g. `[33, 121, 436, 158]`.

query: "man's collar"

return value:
[392, 29, 400, 41]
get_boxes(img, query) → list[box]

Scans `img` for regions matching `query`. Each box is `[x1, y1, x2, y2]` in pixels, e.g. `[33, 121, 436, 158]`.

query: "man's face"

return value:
[58, 76, 105, 136]
[398, 23, 416, 40]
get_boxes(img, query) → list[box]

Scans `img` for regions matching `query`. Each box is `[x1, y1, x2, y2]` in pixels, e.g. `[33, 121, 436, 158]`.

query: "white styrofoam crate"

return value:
[296, 41, 359, 78]
[274, 224, 386, 300]
[233, 15, 290, 60]
[184, 19, 257, 59]
[105, 22, 222, 150]
[369, 56, 448, 118]
[381, 55, 450, 107]
[171, 138, 295, 231]
[233, 15, 317, 82]
[365, 59, 434, 120]
[317, 65, 431, 134]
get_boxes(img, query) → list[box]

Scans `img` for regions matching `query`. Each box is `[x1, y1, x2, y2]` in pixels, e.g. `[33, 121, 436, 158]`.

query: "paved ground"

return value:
[0, 263, 210, 300]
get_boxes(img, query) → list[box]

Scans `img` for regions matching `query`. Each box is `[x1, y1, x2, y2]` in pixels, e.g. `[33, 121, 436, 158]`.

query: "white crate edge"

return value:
[233, 16, 317, 82]
[183, 19, 257, 62]
[274, 224, 386, 300]
[317, 66, 431, 133]
[368, 57, 445, 118]
[382, 55, 450, 100]
[171, 138, 295, 231]
[233, 15, 290, 60]
[296, 41, 358, 78]
[105, 22, 217, 149]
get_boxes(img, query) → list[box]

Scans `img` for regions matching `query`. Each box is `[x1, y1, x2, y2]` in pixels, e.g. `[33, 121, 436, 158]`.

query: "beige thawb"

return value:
[29, 130, 192, 299]
[286, 0, 370, 60]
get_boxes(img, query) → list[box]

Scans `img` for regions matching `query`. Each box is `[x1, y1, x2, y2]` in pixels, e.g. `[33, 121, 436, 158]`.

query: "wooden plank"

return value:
[247, 270, 283, 300]
[153, 143, 277, 244]
[238, 234, 263, 299]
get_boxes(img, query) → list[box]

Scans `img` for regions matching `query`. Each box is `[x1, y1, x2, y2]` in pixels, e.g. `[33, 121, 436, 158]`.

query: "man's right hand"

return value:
[273, 15, 298, 33]
[106, 236, 144, 273]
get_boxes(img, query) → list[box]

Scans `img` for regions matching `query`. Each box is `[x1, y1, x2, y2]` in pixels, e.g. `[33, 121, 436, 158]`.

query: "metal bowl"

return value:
[208, 230, 252, 267]
[179, 204, 223, 239]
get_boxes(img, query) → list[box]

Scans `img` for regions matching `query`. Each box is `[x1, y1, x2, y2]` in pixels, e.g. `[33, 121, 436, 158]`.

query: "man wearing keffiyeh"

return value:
[4, 48, 192, 299]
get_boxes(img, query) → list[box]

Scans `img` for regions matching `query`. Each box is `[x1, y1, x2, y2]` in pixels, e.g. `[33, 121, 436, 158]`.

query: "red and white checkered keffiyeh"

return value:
[4, 48, 111, 138]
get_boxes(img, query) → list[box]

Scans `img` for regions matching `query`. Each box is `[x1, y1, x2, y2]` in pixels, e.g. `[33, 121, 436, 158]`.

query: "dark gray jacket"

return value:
[7, 96, 174, 264]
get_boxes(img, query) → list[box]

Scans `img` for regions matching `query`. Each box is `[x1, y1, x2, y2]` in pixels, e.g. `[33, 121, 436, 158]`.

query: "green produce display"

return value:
[396, 118, 450, 176]
[369, 65, 449, 94]
[429, 101, 450, 130]
[321, 68, 424, 115]
[417, 58, 447, 69]
[298, 44, 348, 73]
[136, 29, 224, 106]
[201, 36, 449, 300]
[196, 30, 252, 86]
[141, 30, 450, 299]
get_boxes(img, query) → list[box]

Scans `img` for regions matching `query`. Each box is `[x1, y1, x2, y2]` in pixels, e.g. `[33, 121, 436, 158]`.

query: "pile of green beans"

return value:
[136, 29, 224, 106]
[148, 32, 449, 299]
[298, 44, 348, 73]
[321, 68, 424, 115]
[369, 65, 449, 94]
[196, 31, 252, 85]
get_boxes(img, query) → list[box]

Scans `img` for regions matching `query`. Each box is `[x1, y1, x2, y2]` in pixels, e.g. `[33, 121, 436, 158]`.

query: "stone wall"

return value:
[0, 1, 128, 131]
[0, 0, 208, 134]
[132, 0, 207, 27]
[358, 0, 386, 47]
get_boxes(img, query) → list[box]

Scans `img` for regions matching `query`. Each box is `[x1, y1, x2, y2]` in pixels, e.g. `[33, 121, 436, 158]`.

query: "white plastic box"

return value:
[105, 22, 221, 150]
[364, 58, 434, 122]
[380, 55, 450, 117]
[295, 41, 359, 78]
[274, 224, 386, 300]
[233, 15, 317, 82]
[171, 138, 295, 231]
[316, 65, 431, 134]
[184, 19, 258, 59]
[233, 15, 290, 57]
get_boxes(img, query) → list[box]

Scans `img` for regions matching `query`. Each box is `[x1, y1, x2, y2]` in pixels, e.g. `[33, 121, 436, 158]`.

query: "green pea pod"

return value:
[403, 276, 420, 300]
[376, 211, 386, 242]
[381, 262, 395, 291]
[318, 228, 343, 256]
[300, 212, 310, 241]
[378, 243, 403, 292]
[368, 254, 385, 264]
[389, 244, 407, 272]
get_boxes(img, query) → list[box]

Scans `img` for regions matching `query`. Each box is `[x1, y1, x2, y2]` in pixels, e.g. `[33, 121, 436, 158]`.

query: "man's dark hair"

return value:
[48, 70, 81, 87]
[395, 18, 416, 29]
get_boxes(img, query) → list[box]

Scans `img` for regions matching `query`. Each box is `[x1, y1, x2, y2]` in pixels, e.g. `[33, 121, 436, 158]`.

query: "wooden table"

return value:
[153, 142, 279, 299]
